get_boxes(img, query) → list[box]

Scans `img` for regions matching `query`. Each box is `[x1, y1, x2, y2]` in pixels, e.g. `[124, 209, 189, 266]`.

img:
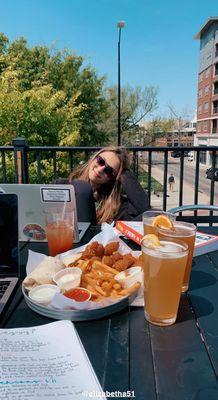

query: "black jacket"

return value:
[115, 170, 150, 221]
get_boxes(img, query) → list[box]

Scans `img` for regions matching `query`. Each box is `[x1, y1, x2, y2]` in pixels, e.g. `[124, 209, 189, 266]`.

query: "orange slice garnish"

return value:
[152, 215, 173, 229]
[141, 234, 161, 249]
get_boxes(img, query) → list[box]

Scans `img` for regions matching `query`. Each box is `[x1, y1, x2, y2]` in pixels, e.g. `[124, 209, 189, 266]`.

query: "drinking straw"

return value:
[61, 191, 68, 221]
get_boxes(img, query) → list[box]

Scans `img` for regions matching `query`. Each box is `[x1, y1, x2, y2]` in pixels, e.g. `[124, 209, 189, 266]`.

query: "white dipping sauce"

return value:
[29, 284, 60, 305]
[53, 267, 82, 291]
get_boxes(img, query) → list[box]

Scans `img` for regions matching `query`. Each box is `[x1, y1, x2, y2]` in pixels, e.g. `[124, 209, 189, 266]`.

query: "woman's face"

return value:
[88, 151, 121, 188]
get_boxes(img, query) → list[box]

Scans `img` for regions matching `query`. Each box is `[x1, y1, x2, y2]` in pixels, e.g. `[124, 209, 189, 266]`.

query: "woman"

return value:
[68, 146, 150, 224]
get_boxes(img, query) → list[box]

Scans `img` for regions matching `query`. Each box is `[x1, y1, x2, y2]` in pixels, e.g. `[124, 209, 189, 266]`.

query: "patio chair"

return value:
[168, 204, 218, 225]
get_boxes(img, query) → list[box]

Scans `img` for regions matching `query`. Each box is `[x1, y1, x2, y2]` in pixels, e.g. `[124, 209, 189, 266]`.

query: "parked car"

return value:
[205, 167, 218, 181]
[171, 150, 189, 158]
[187, 152, 194, 162]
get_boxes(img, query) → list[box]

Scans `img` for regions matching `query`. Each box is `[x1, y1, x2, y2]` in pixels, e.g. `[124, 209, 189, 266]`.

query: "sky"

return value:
[0, 0, 218, 120]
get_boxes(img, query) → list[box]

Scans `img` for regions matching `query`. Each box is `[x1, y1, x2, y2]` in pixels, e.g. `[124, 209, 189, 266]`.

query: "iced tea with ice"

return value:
[46, 220, 74, 256]
[44, 208, 74, 256]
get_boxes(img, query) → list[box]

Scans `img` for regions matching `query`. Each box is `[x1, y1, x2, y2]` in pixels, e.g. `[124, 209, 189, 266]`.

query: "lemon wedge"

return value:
[152, 215, 173, 229]
[141, 234, 161, 249]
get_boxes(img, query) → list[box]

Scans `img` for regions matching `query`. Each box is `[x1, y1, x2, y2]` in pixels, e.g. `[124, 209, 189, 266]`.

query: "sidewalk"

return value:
[146, 164, 210, 210]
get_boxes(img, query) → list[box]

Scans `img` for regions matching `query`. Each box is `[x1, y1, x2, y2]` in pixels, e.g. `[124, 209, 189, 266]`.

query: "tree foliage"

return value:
[0, 33, 160, 182]
[98, 85, 158, 145]
[0, 33, 108, 146]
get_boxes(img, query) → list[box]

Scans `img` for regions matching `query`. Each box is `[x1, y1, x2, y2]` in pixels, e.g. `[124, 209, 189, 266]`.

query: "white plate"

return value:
[22, 285, 137, 321]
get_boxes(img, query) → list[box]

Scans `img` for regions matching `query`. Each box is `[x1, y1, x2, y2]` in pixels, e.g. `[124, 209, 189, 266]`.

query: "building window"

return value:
[213, 100, 218, 114]
[205, 67, 210, 78]
[199, 89, 202, 97]
[203, 121, 208, 131]
[215, 43, 218, 58]
[198, 104, 202, 113]
[215, 63, 218, 76]
[205, 85, 210, 95]
[212, 119, 217, 133]
[204, 102, 209, 112]
[199, 73, 203, 82]
[199, 149, 206, 164]
[214, 81, 218, 95]
[197, 122, 202, 132]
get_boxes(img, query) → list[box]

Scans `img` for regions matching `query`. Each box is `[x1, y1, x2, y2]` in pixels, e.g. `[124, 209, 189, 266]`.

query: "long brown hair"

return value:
[68, 147, 130, 223]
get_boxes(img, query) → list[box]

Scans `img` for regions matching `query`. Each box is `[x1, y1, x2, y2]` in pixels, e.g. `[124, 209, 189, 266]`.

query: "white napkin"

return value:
[25, 223, 143, 309]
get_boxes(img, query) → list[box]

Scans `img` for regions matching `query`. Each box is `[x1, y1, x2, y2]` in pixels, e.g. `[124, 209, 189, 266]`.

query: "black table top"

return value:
[1, 226, 218, 400]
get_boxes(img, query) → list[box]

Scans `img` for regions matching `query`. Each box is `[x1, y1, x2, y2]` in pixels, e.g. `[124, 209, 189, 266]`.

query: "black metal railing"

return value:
[0, 138, 217, 216]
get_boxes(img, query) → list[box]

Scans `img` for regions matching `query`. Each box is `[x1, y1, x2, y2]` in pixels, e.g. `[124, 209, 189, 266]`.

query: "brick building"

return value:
[195, 17, 218, 166]
[155, 119, 196, 147]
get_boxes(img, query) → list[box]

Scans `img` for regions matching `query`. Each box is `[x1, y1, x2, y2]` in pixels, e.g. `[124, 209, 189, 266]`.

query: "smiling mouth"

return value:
[93, 169, 102, 179]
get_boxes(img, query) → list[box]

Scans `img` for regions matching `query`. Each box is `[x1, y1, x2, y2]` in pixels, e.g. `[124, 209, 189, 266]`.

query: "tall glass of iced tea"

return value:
[143, 210, 175, 235]
[44, 207, 74, 256]
[141, 235, 188, 326]
[158, 222, 196, 292]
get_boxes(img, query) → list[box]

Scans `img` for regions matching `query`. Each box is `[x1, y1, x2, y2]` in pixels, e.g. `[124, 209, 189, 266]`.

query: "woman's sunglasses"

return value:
[95, 155, 116, 179]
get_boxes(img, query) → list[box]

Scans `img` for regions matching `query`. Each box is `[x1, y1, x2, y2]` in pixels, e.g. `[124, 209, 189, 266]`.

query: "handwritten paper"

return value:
[0, 320, 105, 399]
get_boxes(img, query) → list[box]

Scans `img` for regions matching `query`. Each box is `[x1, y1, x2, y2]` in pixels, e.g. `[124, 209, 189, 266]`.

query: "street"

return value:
[143, 157, 218, 209]
[167, 159, 217, 197]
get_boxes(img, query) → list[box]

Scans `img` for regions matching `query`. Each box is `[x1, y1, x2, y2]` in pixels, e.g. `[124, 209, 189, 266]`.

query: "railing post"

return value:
[132, 151, 137, 176]
[12, 137, 29, 183]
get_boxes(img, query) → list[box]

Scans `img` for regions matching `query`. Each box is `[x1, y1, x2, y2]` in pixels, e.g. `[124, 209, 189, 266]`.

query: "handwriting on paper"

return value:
[0, 321, 104, 400]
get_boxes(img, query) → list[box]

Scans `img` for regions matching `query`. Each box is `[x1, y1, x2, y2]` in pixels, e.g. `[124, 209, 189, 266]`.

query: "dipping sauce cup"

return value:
[64, 287, 91, 302]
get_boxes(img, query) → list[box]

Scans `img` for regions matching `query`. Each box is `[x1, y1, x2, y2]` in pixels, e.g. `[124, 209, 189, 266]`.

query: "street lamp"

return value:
[117, 21, 125, 146]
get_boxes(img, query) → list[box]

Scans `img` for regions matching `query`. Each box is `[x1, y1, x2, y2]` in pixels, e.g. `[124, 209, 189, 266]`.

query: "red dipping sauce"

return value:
[64, 287, 91, 302]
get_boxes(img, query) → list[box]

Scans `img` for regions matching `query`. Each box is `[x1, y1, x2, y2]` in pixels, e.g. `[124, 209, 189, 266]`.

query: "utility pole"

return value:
[117, 21, 125, 146]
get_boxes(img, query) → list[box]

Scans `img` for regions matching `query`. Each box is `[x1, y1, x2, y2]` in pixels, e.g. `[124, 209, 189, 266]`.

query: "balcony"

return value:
[0, 139, 217, 214]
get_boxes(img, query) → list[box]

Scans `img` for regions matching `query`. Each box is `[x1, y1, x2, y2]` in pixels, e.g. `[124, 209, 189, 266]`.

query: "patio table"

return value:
[1, 226, 218, 400]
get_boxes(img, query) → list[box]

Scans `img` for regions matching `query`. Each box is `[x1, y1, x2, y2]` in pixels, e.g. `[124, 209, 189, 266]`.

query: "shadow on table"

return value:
[176, 294, 214, 323]
[194, 387, 218, 400]
[190, 270, 217, 290]
[188, 294, 214, 319]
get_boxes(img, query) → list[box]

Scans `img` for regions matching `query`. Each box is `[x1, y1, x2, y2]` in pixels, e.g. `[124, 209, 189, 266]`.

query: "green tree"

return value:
[0, 33, 108, 146]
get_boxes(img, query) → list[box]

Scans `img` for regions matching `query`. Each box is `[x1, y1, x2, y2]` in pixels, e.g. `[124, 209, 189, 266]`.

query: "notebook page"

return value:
[0, 320, 105, 400]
